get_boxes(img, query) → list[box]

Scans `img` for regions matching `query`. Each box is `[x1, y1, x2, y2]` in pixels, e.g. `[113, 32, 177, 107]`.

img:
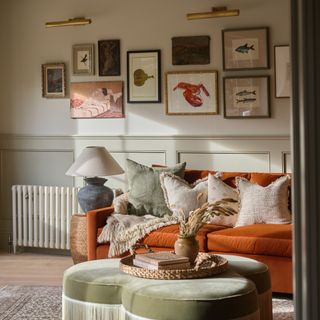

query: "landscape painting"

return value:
[70, 81, 124, 118]
[172, 36, 210, 65]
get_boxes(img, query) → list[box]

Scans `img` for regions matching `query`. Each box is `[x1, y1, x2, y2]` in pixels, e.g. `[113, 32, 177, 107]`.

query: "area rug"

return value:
[0, 285, 293, 320]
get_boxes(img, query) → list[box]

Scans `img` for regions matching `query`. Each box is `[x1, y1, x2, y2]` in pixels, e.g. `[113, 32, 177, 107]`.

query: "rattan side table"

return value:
[70, 214, 87, 264]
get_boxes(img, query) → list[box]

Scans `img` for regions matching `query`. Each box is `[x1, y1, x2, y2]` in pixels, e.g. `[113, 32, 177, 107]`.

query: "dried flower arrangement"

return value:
[177, 198, 238, 238]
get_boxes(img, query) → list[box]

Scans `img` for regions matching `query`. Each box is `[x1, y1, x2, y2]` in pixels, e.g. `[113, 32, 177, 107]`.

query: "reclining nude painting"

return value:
[70, 81, 124, 118]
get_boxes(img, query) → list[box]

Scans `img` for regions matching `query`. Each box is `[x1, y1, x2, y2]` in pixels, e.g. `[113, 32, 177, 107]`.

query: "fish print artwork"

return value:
[232, 39, 259, 61]
[233, 86, 259, 109]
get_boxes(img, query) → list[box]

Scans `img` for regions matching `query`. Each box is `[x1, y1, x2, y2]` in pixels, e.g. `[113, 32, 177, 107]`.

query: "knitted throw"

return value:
[97, 213, 179, 257]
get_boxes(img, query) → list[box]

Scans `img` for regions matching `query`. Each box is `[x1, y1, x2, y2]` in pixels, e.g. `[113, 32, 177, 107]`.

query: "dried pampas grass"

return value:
[177, 198, 237, 238]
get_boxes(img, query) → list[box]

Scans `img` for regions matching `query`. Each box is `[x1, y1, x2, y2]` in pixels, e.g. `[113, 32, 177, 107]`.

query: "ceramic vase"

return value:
[174, 236, 199, 264]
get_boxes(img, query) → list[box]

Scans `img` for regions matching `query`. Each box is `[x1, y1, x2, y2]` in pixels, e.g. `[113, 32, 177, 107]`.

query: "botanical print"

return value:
[127, 50, 161, 103]
[70, 81, 124, 118]
[166, 71, 218, 115]
[275, 45, 291, 98]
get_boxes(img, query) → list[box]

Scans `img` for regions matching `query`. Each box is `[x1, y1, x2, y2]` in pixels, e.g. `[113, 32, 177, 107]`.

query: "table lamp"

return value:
[66, 146, 124, 212]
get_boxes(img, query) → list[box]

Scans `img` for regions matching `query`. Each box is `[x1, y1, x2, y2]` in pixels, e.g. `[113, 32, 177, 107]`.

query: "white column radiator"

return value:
[11, 185, 81, 253]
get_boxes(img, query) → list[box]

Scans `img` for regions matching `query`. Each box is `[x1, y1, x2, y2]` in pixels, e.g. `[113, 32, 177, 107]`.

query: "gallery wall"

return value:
[0, 0, 291, 250]
[0, 0, 291, 136]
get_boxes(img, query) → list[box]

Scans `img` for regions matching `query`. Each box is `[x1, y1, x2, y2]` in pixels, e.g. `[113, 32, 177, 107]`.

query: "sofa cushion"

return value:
[207, 174, 239, 227]
[126, 159, 186, 217]
[143, 224, 228, 252]
[235, 176, 292, 226]
[160, 172, 208, 218]
[207, 224, 292, 257]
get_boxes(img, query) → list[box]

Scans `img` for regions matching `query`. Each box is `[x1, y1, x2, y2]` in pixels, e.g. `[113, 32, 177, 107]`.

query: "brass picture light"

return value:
[45, 17, 92, 28]
[187, 7, 240, 20]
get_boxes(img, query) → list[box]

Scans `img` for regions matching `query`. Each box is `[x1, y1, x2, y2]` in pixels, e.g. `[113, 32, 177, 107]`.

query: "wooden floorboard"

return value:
[0, 252, 73, 286]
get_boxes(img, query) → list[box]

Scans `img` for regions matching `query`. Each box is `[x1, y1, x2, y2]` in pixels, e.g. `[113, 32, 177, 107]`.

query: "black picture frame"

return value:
[127, 50, 161, 103]
[98, 40, 120, 76]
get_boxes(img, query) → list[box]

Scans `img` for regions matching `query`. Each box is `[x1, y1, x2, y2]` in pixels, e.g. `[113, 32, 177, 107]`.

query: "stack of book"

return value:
[133, 252, 190, 270]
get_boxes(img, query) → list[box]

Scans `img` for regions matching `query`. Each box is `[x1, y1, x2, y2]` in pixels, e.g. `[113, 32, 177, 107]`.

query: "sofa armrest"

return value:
[87, 206, 114, 260]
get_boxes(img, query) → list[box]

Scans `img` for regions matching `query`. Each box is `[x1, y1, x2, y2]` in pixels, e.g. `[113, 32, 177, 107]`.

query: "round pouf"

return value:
[223, 255, 272, 320]
[63, 259, 259, 320]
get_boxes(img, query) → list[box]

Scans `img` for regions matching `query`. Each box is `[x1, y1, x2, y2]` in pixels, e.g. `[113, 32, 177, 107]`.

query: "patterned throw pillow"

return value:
[126, 159, 186, 217]
[235, 175, 292, 227]
[160, 172, 208, 218]
[207, 173, 239, 227]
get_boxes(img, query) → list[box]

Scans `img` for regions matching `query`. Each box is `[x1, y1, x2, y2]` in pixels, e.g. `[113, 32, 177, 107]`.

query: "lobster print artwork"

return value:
[173, 82, 210, 107]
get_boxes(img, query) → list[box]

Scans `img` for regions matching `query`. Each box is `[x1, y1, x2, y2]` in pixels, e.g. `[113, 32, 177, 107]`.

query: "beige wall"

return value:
[0, 0, 290, 136]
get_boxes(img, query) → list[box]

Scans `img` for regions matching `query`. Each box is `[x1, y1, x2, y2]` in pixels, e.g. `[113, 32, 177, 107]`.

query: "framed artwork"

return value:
[223, 76, 270, 118]
[70, 81, 124, 118]
[222, 27, 269, 70]
[274, 45, 291, 98]
[98, 39, 120, 76]
[166, 70, 218, 115]
[72, 44, 95, 75]
[127, 50, 161, 103]
[172, 36, 210, 65]
[41, 63, 66, 98]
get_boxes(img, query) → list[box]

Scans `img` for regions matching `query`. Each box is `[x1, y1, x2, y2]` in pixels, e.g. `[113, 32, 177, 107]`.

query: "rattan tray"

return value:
[119, 253, 228, 280]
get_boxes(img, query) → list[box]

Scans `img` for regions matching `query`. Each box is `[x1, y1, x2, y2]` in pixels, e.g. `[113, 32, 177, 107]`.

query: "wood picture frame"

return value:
[41, 63, 66, 98]
[98, 39, 120, 76]
[172, 35, 210, 65]
[222, 27, 269, 71]
[223, 76, 270, 118]
[127, 50, 161, 103]
[274, 45, 291, 98]
[72, 43, 95, 75]
[165, 70, 218, 115]
[70, 81, 124, 119]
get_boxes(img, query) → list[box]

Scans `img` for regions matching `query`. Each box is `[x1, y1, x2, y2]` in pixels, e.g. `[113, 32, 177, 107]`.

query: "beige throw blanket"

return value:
[97, 213, 179, 257]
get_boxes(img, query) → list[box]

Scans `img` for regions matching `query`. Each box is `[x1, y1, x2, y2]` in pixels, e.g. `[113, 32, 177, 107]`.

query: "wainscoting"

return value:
[0, 134, 291, 250]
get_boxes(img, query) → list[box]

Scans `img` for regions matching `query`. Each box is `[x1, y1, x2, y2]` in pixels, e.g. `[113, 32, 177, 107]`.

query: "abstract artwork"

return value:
[172, 36, 210, 65]
[127, 50, 161, 103]
[98, 40, 120, 76]
[166, 70, 218, 115]
[70, 81, 124, 118]
[223, 76, 270, 118]
[222, 27, 269, 70]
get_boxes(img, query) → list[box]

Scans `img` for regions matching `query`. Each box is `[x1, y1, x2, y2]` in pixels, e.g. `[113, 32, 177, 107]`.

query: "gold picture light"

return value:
[187, 7, 240, 20]
[45, 17, 92, 28]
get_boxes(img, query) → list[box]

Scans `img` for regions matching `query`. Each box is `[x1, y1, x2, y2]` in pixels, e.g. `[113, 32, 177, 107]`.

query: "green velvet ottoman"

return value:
[63, 257, 261, 320]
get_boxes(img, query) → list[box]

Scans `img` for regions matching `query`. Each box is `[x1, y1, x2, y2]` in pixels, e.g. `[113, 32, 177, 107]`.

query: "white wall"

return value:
[0, 0, 291, 250]
[0, 0, 290, 136]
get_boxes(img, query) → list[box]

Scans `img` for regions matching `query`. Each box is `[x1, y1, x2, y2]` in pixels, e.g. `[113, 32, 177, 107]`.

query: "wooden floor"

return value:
[0, 252, 73, 286]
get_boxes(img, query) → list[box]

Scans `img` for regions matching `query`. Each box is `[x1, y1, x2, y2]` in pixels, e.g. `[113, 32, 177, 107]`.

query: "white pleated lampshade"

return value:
[66, 146, 124, 177]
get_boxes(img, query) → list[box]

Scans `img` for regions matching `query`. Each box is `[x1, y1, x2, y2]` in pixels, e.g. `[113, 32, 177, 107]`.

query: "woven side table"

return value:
[70, 214, 87, 264]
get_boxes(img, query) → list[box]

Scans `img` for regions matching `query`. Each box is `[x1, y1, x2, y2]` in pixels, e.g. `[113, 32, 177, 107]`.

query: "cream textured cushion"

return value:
[235, 176, 291, 227]
[207, 174, 239, 227]
[113, 193, 129, 215]
[160, 172, 208, 218]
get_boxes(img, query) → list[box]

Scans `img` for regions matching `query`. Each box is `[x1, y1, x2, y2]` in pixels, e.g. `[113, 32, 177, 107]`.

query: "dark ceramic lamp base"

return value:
[78, 177, 114, 213]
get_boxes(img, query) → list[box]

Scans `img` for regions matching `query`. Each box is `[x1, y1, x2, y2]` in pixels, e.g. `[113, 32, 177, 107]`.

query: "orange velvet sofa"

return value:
[87, 170, 293, 294]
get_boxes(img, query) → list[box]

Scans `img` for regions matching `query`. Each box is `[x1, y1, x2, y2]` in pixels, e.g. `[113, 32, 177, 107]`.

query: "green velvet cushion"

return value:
[126, 159, 186, 217]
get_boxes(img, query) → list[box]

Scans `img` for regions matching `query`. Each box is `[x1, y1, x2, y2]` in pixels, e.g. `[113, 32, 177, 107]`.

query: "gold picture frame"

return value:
[72, 43, 95, 75]
[165, 70, 218, 115]
[41, 63, 66, 98]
